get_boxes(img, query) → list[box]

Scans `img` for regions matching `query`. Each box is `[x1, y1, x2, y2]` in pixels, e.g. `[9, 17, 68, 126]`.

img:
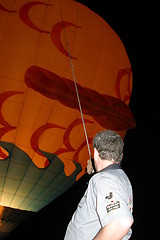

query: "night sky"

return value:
[5, 1, 158, 239]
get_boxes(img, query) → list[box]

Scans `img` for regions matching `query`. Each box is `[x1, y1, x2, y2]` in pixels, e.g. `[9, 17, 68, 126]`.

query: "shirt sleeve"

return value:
[95, 173, 133, 227]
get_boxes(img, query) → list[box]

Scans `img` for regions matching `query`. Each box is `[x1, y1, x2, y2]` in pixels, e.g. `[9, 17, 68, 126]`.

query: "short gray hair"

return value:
[93, 130, 124, 164]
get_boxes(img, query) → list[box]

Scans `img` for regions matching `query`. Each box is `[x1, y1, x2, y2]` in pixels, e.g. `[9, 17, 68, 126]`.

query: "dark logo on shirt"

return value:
[106, 201, 120, 213]
[105, 192, 113, 200]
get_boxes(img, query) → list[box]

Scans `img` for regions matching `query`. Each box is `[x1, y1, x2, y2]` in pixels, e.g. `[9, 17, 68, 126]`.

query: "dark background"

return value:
[6, 1, 158, 239]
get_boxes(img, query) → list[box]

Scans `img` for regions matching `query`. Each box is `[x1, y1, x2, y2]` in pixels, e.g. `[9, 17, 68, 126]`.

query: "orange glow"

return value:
[0, 206, 4, 220]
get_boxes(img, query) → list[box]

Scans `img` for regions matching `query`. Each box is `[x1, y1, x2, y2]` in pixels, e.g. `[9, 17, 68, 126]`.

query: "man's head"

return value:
[93, 130, 124, 169]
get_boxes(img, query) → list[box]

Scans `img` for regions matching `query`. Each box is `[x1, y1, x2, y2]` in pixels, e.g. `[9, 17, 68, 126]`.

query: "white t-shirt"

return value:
[64, 164, 133, 240]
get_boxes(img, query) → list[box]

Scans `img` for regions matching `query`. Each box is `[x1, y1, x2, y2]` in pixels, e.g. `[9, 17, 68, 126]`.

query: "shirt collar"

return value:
[100, 163, 121, 172]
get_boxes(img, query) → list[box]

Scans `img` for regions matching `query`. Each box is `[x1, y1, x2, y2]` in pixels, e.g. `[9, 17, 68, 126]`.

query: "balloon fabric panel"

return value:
[0, 0, 135, 236]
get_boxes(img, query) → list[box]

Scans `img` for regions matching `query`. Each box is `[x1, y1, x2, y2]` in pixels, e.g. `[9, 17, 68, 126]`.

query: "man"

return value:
[64, 130, 133, 240]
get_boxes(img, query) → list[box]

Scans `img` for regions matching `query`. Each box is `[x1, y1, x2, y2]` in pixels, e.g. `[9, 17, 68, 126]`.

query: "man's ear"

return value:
[94, 148, 99, 160]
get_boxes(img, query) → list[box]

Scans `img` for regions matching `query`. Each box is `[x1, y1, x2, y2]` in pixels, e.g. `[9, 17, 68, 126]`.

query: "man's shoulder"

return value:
[90, 170, 116, 185]
[90, 168, 130, 187]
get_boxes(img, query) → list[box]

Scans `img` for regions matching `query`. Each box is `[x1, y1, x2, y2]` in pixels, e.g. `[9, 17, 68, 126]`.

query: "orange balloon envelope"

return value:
[0, 0, 135, 237]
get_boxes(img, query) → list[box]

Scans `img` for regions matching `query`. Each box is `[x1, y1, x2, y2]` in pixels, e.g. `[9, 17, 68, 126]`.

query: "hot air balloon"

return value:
[0, 0, 135, 238]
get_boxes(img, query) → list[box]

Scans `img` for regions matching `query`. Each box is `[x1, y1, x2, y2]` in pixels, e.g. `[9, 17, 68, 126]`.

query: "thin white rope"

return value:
[58, 0, 91, 160]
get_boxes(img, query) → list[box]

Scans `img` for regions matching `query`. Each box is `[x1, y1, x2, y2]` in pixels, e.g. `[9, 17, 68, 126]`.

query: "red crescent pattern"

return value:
[51, 21, 82, 60]
[0, 91, 24, 159]
[115, 68, 132, 102]
[19, 2, 52, 33]
[31, 123, 65, 167]
[54, 118, 94, 156]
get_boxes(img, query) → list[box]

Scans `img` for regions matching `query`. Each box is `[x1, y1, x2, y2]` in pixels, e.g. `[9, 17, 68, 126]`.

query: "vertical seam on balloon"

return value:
[92, 14, 104, 94]
[0, 2, 17, 48]
[31, 3, 50, 65]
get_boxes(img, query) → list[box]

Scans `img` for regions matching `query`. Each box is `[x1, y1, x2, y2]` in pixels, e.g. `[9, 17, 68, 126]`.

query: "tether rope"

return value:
[57, 0, 91, 160]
